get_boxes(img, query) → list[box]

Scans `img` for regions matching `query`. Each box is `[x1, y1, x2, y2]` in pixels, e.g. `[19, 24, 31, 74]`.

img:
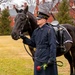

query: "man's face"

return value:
[37, 19, 43, 26]
[37, 18, 46, 26]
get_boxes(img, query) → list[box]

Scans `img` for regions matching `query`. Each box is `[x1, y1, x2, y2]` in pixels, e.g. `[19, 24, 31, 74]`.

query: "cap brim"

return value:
[36, 16, 42, 20]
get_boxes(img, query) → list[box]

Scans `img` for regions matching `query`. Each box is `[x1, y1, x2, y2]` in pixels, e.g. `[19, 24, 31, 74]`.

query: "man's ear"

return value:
[23, 5, 28, 14]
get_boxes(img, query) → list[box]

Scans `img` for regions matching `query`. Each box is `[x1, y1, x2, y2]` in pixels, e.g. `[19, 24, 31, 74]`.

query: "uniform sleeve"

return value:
[23, 31, 36, 48]
[48, 27, 57, 62]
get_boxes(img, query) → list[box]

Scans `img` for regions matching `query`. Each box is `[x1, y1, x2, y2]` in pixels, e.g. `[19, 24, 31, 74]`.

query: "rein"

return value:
[23, 44, 63, 67]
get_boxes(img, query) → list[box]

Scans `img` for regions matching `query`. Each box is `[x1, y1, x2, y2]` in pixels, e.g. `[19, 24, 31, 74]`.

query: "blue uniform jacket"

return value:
[23, 23, 56, 63]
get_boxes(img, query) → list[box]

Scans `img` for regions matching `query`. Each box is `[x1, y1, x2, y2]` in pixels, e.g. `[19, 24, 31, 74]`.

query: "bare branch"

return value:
[0, 0, 11, 4]
[24, 0, 36, 6]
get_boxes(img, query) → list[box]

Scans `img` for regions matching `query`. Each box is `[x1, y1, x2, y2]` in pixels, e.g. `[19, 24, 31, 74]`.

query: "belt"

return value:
[36, 45, 49, 49]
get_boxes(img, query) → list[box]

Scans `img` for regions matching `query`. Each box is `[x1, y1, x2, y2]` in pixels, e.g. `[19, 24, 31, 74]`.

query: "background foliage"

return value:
[56, 0, 74, 25]
[0, 9, 11, 35]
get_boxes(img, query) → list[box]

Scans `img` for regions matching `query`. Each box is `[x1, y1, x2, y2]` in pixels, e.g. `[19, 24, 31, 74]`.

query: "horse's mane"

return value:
[27, 12, 38, 29]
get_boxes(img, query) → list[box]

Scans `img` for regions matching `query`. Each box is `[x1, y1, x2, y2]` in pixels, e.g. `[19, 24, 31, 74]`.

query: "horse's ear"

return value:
[15, 8, 23, 13]
[14, 6, 23, 13]
[23, 5, 28, 14]
[14, 6, 19, 13]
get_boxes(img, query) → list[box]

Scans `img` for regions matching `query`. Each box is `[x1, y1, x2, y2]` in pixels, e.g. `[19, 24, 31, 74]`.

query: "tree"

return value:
[55, 0, 73, 25]
[0, 9, 11, 35]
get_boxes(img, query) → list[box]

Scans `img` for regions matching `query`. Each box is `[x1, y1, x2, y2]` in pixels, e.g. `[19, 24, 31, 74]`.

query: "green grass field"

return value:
[0, 36, 70, 75]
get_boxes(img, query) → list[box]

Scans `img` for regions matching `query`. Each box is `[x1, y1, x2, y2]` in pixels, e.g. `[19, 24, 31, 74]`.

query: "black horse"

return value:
[11, 6, 75, 75]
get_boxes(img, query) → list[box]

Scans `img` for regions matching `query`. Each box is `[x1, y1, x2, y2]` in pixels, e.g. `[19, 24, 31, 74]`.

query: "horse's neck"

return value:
[28, 22, 38, 37]
[27, 12, 38, 36]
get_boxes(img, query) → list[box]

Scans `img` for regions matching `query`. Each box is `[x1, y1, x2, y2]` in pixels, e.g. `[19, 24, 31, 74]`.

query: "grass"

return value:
[0, 36, 70, 75]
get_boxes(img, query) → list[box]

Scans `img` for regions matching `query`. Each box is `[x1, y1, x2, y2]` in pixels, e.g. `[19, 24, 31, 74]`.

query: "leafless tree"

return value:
[22, 0, 36, 6]
[0, 0, 11, 4]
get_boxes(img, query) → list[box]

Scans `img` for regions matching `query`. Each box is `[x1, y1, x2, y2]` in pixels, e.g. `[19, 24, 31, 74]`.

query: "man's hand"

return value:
[47, 60, 54, 66]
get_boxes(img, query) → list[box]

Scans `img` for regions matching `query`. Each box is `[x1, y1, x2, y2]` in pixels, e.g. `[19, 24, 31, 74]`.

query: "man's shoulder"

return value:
[34, 27, 40, 31]
[45, 23, 53, 29]
[33, 27, 40, 33]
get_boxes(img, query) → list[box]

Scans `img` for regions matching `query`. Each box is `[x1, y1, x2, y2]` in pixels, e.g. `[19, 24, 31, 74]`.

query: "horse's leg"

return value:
[64, 42, 73, 75]
[64, 52, 73, 75]
[71, 47, 75, 75]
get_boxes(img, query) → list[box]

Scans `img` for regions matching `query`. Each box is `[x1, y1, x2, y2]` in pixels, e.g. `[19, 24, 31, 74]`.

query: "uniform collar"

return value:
[39, 23, 46, 28]
[37, 23, 47, 30]
[37, 27, 43, 30]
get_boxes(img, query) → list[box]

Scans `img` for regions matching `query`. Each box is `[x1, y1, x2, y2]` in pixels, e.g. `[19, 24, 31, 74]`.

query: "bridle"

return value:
[20, 13, 32, 35]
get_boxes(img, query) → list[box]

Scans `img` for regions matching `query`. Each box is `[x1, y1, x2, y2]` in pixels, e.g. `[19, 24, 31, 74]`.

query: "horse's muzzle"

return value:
[11, 32, 20, 40]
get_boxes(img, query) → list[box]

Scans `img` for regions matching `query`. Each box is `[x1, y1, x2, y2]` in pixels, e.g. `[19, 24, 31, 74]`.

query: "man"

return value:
[20, 2, 58, 75]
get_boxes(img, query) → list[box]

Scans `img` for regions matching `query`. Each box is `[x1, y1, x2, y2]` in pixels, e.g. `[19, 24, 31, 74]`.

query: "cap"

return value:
[36, 11, 49, 20]
[36, 2, 53, 20]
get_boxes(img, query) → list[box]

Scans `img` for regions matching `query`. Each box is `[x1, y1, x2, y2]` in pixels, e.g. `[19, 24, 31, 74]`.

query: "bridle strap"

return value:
[20, 14, 32, 34]
[26, 15, 32, 32]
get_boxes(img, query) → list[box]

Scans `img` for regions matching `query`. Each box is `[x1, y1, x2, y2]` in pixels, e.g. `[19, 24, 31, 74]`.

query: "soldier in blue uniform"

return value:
[20, 2, 58, 75]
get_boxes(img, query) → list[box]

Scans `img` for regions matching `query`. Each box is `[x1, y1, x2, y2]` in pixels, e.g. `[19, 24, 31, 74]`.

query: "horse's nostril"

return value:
[11, 32, 16, 37]
[11, 32, 18, 40]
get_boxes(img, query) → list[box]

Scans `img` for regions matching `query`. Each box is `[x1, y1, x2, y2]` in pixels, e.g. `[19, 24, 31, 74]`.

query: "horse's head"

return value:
[11, 6, 37, 40]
